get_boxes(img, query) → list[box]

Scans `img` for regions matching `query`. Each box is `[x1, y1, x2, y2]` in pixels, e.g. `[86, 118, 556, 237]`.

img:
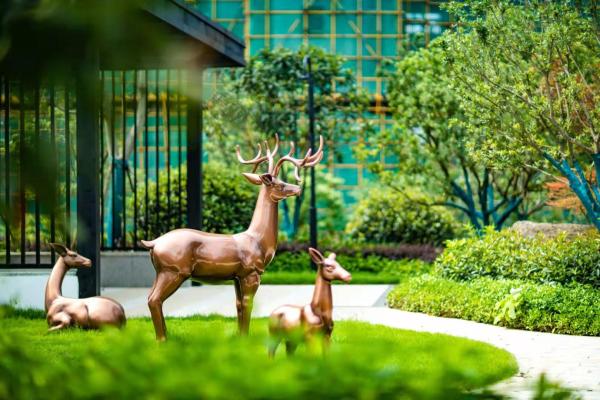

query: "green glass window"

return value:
[309, 37, 331, 52]
[270, 0, 303, 10]
[250, 38, 266, 55]
[250, 14, 265, 35]
[362, 38, 378, 56]
[336, 143, 356, 163]
[405, 1, 425, 19]
[381, 38, 397, 56]
[308, 14, 330, 34]
[336, 14, 358, 34]
[194, 1, 212, 17]
[271, 37, 303, 50]
[336, 38, 357, 55]
[362, 80, 377, 93]
[362, 14, 378, 34]
[381, 1, 398, 11]
[334, 168, 359, 185]
[271, 14, 303, 34]
[362, 60, 379, 77]
[307, 0, 330, 10]
[362, 0, 377, 11]
[381, 14, 398, 33]
[216, 1, 243, 19]
[250, 0, 265, 9]
[342, 59, 357, 74]
[337, 0, 357, 10]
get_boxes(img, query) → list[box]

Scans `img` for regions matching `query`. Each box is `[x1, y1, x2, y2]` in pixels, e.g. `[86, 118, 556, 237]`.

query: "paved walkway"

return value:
[105, 285, 600, 399]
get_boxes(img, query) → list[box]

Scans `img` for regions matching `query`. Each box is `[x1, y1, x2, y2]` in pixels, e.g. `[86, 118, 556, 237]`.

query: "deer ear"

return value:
[242, 173, 263, 186]
[308, 247, 325, 264]
[49, 243, 68, 257]
[327, 252, 337, 260]
[259, 173, 274, 186]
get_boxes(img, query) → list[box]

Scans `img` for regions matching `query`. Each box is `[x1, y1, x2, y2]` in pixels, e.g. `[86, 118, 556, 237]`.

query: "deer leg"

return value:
[268, 337, 281, 358]
[148, 270, 187, 341]
[239, 272, 260, 335]
[285, 341, 297, 356]
[233, 278, 243, 332]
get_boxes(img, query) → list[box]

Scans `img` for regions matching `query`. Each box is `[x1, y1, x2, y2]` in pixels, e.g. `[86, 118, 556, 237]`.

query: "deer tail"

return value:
[140, 240, 155, 249]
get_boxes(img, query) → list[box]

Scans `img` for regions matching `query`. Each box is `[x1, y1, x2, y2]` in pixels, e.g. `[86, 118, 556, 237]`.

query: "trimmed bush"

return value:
[436, 228, 600, 288]
[388, 275, 600, 336]
[346, 189, 457, 246]
[278, 242, 442, 262]
[268, 250, 431, 277]
[131, 163, 257, 237]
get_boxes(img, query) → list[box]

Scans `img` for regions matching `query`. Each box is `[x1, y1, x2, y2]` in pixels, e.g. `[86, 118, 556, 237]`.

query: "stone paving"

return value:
[104, 284, 600, 399]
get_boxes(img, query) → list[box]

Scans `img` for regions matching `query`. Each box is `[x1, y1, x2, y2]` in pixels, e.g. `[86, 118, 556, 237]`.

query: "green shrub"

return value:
[388, 275, 600, 336]
[346, 189, 457, 246]
[131, 163, 257, 237]
[269, 250, 431, 277]
[436, 228, 600, 288]
[0, 316, 517, 400]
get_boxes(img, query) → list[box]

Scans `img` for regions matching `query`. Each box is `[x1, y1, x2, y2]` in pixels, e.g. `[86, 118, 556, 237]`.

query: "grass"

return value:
[0, 308, 517, 399]
[388, 275, 600, 336]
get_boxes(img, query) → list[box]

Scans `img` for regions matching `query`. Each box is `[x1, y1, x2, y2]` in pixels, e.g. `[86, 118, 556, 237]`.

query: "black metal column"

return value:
[76, 49, 101, 297]
[305, 57, 318, 254]
[186, 70, 203, 230]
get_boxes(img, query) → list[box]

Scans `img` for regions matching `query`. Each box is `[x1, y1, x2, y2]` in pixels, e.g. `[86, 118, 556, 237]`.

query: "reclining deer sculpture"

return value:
[141, 134, 324, 340]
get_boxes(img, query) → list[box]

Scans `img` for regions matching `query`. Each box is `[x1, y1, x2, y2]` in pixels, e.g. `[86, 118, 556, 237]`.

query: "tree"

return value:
[443, 0, 600, 229]
[368, 42, 543, 231]
[203, 46, 370, 240]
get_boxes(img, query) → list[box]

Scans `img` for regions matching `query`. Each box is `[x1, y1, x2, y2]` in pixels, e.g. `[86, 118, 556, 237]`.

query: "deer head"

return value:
[236, 134, 324, 202]
[49, 243, 92, 268]
[308, 247, 352, 283]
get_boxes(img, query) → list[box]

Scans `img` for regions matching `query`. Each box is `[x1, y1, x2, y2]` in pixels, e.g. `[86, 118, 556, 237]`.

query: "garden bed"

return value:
[0, 308, 517, 399]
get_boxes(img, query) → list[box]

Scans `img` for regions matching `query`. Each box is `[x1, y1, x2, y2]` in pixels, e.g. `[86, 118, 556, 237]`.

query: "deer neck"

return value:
[45, 257, 68, 311]
[247, 186, 279, 251]
[310, 271, 333, 323]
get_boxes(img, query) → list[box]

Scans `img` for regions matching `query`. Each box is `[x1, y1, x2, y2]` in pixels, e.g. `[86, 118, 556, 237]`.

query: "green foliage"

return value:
[493, 288, 523, 325]
[369, 41, 544, 230]
[0, 315, 517, 399]
[388, 275, 600, 335]
[204, 46, 371, 166]
[346, 188, 457, 245]
[269, 250, 431, 276]
[436, 228, 600, 288]
[443, 0, 600, 228]
[132, 163, 257, 237]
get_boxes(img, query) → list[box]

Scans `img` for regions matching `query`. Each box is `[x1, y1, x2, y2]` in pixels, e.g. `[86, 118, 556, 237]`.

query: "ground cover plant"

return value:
[388, 275, 600, 336]
[0, 309, 517, 400]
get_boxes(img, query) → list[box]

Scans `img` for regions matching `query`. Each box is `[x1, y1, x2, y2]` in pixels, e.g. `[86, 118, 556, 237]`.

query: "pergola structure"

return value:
[0, 0, 244, 297]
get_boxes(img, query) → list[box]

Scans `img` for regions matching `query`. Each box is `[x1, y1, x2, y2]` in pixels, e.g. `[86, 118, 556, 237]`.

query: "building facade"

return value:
[189, 0, 451, 202]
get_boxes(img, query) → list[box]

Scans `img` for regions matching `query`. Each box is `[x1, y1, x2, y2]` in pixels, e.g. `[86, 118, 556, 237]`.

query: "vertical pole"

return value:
[306, 56, 318, 259]
[76, 48, 101, 297]
[186, 70, 203, 231]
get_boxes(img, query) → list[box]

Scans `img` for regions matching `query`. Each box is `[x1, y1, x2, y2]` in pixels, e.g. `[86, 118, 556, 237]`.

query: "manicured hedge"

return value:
[388, 275, 600, 336]
[436, 228, 600, 288]
[269, 250, 431, 277]
[278, 242, 441, 262]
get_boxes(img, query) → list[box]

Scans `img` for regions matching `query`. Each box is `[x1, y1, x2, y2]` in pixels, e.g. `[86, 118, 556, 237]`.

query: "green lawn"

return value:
[0, 309, 517, 399]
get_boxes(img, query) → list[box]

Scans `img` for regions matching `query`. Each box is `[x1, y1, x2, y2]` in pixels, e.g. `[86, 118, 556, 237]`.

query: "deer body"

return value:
[45, 244, 126, 331]
[268, 248, 351, 357]
[143, 135, 323, 340]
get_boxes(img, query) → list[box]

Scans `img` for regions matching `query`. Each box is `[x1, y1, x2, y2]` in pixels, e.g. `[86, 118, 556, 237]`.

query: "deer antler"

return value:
[236, 134, 280, 173]
[273, 135, 324, 182]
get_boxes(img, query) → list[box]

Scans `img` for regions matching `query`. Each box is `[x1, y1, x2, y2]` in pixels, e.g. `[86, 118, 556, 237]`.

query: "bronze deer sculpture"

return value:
[141, 134, 324, 340]
[268, 248, 351, 357]
[45, 243, 126, 331]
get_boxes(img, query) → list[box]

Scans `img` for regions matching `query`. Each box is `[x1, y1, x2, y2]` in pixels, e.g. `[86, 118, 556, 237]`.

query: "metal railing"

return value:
[0, 77, 77, 268]
[99, 70, 188, 250]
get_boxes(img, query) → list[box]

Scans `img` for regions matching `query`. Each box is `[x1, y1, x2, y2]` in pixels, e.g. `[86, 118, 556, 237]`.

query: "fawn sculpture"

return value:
[141, 135, 324, 340]
[45, 243, 126, 331]
[268, 248, 351, 357]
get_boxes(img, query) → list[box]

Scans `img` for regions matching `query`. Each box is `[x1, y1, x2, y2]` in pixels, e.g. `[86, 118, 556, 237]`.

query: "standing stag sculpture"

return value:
[141, 134, 324, 340]
[45, 243, 126, 331]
